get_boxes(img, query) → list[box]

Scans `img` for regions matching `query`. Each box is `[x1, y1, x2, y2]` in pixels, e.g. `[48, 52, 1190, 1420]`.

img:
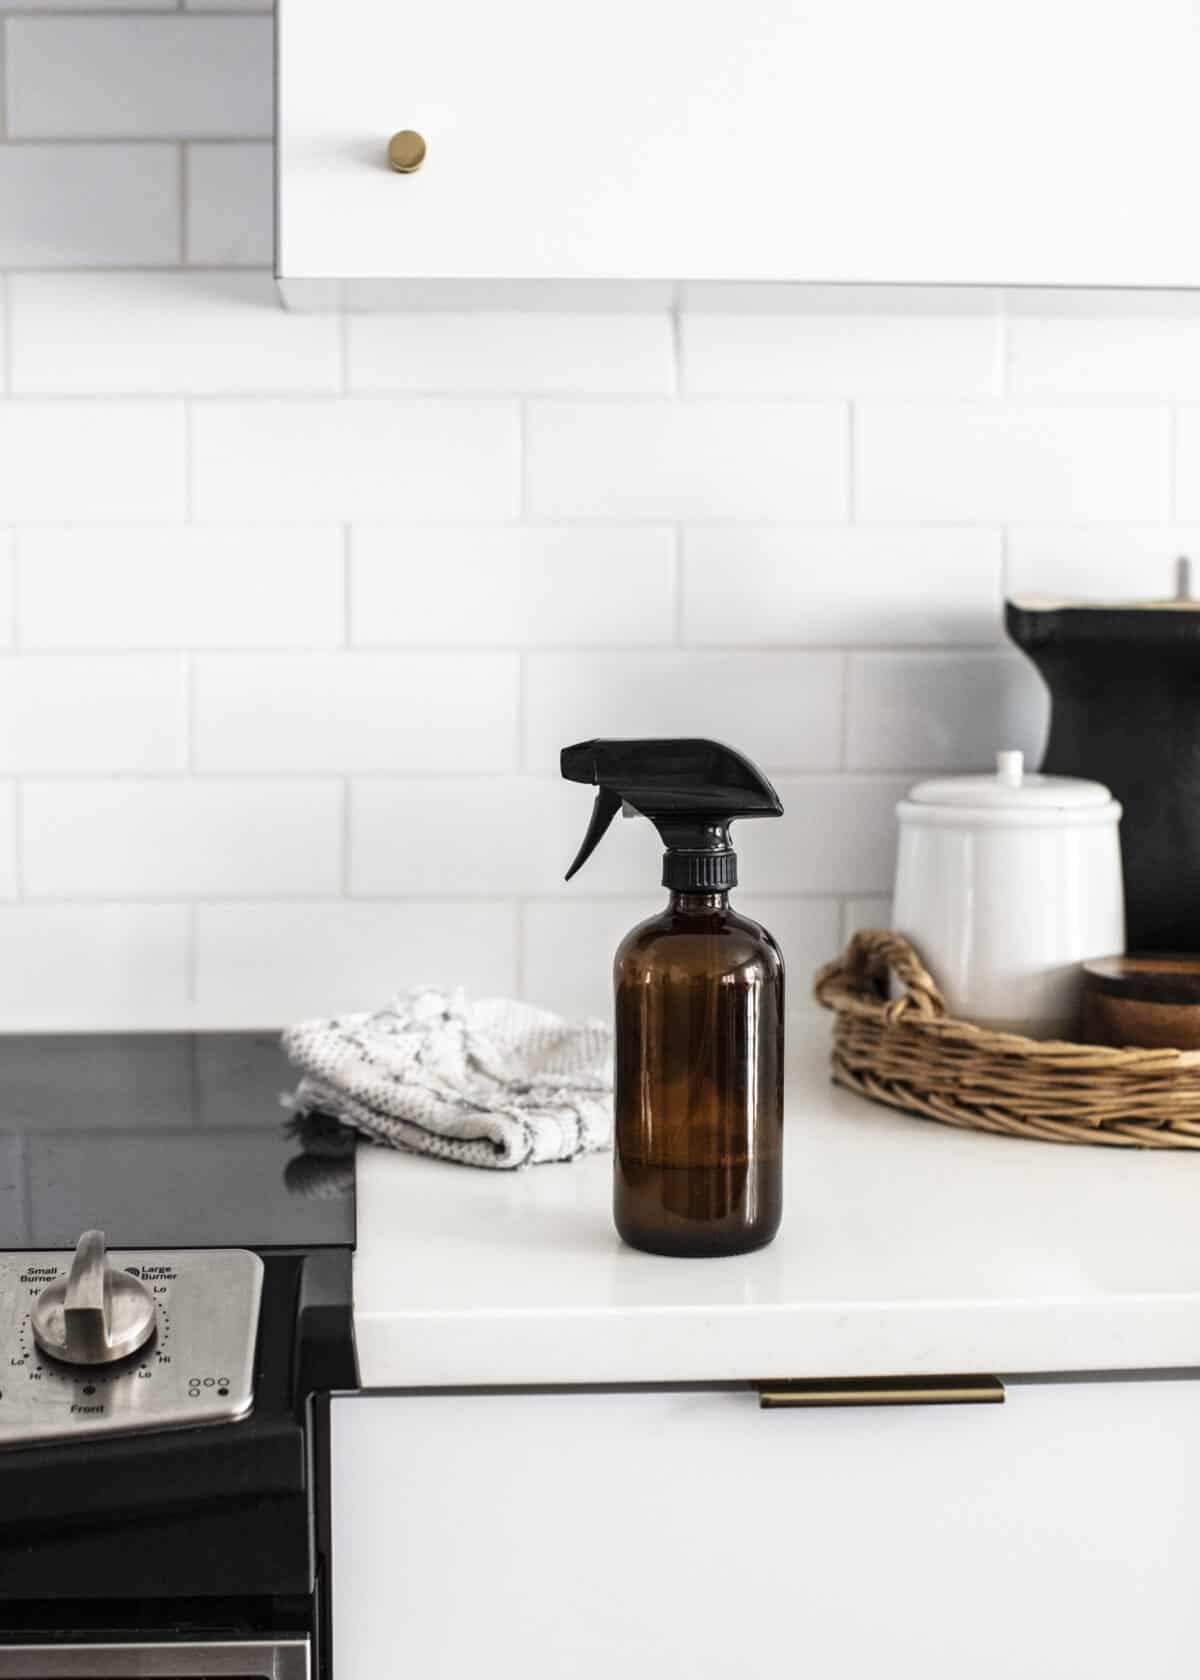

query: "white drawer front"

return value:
[332, 1381, 1199, 1679]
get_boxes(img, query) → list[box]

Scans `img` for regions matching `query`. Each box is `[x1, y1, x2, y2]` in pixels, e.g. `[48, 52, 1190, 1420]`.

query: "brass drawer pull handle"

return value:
[759, 1375, 1005, 1409]
[388, 130, 427, 173]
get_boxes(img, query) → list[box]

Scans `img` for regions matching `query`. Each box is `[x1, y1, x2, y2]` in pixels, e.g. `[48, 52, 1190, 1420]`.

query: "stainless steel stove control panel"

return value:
[0, 1237, 262, 1447]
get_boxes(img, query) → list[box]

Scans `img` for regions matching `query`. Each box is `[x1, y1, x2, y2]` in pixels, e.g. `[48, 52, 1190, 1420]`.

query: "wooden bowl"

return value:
[1082, 955, 1200, 1050]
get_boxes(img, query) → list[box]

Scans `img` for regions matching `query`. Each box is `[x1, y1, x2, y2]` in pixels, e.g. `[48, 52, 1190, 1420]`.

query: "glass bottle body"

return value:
[612, 890, 784, 1258]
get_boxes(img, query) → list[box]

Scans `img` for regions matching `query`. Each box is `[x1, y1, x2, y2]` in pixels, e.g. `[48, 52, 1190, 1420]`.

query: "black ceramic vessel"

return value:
[1006, 597, 1200, 952]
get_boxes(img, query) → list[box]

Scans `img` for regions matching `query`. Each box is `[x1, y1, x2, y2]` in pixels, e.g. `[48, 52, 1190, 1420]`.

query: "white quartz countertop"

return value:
[353, 1025, 1200, 1387]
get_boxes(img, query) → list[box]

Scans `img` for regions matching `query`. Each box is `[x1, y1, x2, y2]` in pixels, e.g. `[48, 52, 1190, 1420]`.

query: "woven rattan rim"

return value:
[813, 929, 1200, 1147]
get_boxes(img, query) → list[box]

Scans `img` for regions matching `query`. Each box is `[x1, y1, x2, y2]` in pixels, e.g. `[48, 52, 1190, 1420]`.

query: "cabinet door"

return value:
[331, 1382, 1200, 1679]
[278, 0, 1200, 301]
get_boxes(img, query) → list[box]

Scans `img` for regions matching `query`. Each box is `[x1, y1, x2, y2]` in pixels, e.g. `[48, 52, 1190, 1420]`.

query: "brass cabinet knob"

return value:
[387, 130, 427, 173]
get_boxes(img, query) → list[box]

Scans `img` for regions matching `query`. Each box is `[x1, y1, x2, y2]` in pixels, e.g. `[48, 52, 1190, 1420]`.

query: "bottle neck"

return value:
[669, 890, 730, 915]
[660, 846, 738, 893]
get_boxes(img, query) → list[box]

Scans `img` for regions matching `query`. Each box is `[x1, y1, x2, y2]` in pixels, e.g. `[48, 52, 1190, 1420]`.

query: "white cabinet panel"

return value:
[332, 1381, 1200, 1679]
[279, 0, 1200, 304]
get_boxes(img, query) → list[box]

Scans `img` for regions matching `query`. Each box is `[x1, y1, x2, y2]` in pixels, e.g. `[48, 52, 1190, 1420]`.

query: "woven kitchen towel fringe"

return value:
[283, 987, 613, 1169]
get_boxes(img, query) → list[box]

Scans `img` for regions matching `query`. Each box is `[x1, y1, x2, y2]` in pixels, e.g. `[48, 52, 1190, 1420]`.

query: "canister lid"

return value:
[907, 751, 1114, 810]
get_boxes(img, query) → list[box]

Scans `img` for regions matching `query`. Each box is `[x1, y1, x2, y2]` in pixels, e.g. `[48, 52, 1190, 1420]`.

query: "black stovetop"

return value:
[0, 1032, 354, 1251]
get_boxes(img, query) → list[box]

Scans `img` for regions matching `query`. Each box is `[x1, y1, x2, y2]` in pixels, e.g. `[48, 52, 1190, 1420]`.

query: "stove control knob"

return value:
[30, 1230, 156, 1366]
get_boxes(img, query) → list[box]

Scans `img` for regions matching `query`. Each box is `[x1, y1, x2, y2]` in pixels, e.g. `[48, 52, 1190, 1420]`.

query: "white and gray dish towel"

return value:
[283, 987, 613, 1170]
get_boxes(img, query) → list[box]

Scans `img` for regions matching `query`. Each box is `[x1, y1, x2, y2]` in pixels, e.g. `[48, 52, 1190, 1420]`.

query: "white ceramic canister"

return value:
[891, 750, 1124, 1040]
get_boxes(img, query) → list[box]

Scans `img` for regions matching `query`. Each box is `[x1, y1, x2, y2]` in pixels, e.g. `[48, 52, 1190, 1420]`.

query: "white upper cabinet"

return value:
[277, 0, 1200, 307]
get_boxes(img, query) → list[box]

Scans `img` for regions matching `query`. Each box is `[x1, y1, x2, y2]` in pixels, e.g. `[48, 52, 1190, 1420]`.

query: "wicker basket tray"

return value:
[814, 929, 1200, 1148]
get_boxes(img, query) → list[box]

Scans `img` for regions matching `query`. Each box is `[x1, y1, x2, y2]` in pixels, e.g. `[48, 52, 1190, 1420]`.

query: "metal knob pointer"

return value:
[31, 1229, 157, 1367]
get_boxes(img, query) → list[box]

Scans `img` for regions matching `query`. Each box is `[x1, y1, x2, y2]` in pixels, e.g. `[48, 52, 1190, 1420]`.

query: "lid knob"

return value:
[996, 750, 1024, 787]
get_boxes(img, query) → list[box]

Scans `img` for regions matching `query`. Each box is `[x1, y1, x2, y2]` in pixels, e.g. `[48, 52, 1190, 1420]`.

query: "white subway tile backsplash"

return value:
[195, 901, 517, 1021]
[351, 526, 675, 646]
[521, 897, 659, 1021]
[18, 528, 344, 648]
[522, 652, 844, 774]
[681, 289, 1001, 396]
[357, 775, 896, 903]
[682, 527, 1003, 646]
[195, 653, 520, 771]
[846, 652, 1048, 772]
[1007, 291, 1200, 396]
[740, 777, 908, 896]
[351, 776, 664, 899]
[857, 404, 1170, 524]
[22, 779, 342, 898]
[1170, 410, 1200, 521]
[347, 314, 673, 395]
[0, 655, 187, 772]
[0, 906, 190, 1027]
[357, 774, 894, 902]
[5, 6, 1200, 1033]
[521, 895, 842, 1023]
[0, 538, 14, 648]
[193, 400, 518, 521]
[10, 274, 341, 395]
[526, 400, 847, 521]
[6, 18, 273, 138]
[0, 402, 185, 521]
[737, 895, 843, 1005]
[0, 145, 179, 267]
[1006, 528, 1200, 602]
[842, 896, 892, 941]
[186, 145, 273, 268]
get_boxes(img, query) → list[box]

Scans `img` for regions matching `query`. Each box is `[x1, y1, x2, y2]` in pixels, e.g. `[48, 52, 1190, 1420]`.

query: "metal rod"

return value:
[759, 1375, 1005, 1409]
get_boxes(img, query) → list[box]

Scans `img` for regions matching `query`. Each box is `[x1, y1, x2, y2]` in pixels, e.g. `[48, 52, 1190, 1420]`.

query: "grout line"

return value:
[0, 639, 1012, 657]
[3, 768, 934, 785]
[4, 888, 889, 908]
[669, 302, 683, 397]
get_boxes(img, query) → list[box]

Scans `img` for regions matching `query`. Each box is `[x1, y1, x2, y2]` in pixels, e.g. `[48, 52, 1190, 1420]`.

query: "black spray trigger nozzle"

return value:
[564, 785, 623, 881]
[560, 737, 783, 889]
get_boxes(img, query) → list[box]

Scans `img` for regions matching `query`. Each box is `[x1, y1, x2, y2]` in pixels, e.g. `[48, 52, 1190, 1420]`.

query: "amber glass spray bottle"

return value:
[562, 739, 785, 1258]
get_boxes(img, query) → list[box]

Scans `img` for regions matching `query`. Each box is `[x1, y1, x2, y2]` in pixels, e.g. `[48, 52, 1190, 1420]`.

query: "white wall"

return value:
[0, 8, 1192, 1028]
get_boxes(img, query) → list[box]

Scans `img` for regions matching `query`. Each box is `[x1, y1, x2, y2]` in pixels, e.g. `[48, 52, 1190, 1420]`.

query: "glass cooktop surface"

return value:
[0, 1033, 354, 1251]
